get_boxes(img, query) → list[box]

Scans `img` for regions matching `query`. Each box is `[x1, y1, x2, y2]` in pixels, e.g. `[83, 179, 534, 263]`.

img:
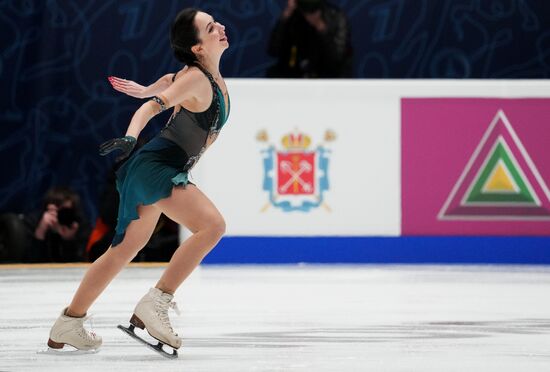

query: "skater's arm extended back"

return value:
[109, 67, 188, 99]
[124, 68, 209, 139]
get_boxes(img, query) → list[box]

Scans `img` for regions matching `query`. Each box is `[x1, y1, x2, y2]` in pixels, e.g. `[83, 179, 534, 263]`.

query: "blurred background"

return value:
[1, 0, 549, 264]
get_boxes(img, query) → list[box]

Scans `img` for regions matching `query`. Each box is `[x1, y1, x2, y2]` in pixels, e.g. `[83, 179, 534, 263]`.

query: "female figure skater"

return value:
[47, 8, 230, 355]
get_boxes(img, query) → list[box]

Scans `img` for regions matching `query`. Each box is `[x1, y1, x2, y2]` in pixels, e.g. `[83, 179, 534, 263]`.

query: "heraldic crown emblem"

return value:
[258, 129, 335, 212]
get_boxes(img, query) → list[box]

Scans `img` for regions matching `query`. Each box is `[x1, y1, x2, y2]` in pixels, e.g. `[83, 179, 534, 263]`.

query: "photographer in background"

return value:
[267, 0, 353, 78]
[24, 186, 90, 262]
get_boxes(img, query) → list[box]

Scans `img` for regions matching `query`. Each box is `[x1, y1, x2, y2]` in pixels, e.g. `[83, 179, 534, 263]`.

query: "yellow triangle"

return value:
[484, 162, 516, 192]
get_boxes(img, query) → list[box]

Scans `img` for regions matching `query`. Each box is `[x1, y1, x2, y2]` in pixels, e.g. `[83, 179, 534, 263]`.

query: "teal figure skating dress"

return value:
[112, 66, 230, 247]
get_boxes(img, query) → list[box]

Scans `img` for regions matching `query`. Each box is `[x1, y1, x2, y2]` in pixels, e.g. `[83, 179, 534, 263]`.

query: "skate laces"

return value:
[169, 301, 181, 316]
[155, 297, 180, 334]
[76, 314, 99, 341]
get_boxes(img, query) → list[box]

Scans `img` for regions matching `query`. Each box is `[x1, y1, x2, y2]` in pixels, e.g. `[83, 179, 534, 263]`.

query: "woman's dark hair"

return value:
[297, 0, 323, 13]
[170, 8, 201, 65]
[42, 186, 80, 210]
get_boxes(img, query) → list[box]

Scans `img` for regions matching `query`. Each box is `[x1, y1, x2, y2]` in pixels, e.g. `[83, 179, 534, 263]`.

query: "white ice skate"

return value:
[118, 287, 182, 359]
[40, 308, 102, 354]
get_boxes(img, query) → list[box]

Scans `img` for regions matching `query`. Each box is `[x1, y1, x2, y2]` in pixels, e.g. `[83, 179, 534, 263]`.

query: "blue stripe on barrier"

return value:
[202, 236, 550, 264]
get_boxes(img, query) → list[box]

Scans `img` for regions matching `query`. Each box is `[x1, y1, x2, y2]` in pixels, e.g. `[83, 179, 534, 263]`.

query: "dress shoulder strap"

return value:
[194, 64, 218, 88]
[192, 63, 221, 130]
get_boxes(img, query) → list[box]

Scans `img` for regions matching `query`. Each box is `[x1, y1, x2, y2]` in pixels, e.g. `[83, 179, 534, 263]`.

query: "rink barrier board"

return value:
[201, 80, 550, 237]
[203, 236, 550, 264]
[1, 237, 548, 266]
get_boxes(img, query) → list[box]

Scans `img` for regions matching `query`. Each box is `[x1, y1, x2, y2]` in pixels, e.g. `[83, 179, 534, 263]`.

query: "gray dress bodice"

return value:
[158, 65, 230, 172]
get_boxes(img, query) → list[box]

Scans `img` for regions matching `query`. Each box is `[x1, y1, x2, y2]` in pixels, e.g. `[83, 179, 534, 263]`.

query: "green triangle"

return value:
[465, 139, 536, 204]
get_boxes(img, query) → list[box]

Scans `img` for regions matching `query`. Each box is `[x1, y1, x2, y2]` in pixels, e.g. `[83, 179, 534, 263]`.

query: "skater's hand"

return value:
[99, 136, 136, 159]
[108, 77, 147, 98]
[35, 204, 58, 240]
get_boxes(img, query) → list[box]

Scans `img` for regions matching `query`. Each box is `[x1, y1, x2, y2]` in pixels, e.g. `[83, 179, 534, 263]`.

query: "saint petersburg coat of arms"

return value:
[258, 129, 335, 212]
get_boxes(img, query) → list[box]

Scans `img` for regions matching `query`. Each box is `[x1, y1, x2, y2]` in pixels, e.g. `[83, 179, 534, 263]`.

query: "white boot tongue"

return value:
[150, 287, 163, 296]
[160, 292, 173, 301]
[151, 287, 173, 300]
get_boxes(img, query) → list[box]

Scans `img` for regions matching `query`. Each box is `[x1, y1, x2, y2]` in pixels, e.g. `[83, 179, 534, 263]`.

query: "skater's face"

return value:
[191, 12, 228, 59]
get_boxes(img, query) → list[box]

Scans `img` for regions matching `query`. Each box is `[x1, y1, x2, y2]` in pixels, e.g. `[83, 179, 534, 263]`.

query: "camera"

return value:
[57, 208, 79, 227]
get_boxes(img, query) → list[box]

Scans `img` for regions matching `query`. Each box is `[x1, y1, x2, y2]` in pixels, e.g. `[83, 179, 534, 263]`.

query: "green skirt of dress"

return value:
[112, 137, 190, 247]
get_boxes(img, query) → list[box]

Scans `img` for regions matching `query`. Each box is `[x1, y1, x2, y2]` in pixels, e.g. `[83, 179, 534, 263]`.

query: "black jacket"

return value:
[267, 3, 353, 78]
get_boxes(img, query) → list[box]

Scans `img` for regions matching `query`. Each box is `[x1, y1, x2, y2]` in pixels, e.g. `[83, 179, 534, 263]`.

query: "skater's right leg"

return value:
[67, 204, 162, 317]
[126, 185, 225, 350]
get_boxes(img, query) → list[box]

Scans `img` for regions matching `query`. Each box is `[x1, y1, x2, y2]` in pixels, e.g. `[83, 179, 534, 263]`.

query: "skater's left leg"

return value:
[48, 204, 162, 351]
[67, 204, 162, 316]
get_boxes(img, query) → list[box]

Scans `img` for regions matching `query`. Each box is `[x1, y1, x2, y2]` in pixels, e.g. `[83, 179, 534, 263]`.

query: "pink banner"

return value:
[402, 98, 550, 235]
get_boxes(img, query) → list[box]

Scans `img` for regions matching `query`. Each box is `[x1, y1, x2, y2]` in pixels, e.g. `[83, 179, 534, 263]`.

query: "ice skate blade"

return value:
[118, 324, 178, 359]
[37, 347, 100, 356]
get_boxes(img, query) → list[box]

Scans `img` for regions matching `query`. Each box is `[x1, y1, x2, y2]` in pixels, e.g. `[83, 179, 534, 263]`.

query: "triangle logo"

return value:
[439, 110, 550, 220]
[463, 138, 538, 205]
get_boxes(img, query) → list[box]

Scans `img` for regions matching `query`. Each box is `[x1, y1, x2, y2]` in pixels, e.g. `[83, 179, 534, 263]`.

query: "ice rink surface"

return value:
[1, 264, 550, 371]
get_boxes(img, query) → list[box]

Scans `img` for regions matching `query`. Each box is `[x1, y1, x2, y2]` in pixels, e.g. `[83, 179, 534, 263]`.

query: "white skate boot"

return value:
[118, 287, 182, 358]
[47, 308, 102, 352]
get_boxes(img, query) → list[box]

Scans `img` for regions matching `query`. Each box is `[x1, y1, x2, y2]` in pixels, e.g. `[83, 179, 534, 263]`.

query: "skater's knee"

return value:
[204, 216, 225, 243]
[107, 247, 134, 266]
[211, 216, 226, 239]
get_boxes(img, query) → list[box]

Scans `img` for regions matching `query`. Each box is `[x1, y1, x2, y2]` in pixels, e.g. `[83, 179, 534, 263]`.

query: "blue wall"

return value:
[205, 237, 550, 264]
[2, 0, 550, 222]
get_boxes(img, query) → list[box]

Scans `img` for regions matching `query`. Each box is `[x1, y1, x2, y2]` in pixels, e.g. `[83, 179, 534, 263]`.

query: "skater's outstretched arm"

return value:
[99, 67, 207, 157]
[108, 67, 188, 98]
[128, 68, 208, 135]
